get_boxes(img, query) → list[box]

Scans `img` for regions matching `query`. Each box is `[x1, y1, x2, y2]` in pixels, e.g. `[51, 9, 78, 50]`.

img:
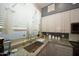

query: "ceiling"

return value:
[35, 3, 51, 8]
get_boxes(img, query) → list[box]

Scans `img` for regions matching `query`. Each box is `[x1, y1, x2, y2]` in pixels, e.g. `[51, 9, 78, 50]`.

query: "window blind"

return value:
[0, 15, 4, 29]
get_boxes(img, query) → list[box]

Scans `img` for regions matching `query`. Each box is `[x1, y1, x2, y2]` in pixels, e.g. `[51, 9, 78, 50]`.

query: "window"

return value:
[0, 15, 4, 30]
[0, 4, 6, 31]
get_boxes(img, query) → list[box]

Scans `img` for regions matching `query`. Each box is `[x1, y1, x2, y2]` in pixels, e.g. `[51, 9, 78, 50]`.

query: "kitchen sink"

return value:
[24, 41, 43, 53]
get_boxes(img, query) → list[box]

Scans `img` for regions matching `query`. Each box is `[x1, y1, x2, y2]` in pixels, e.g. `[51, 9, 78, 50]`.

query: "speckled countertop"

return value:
[10, 40, 48, 56]
[10, 38, 73, 56]
[50, 39, 73, 47]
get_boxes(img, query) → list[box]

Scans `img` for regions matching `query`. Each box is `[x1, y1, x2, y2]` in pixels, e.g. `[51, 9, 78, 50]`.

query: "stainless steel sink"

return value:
[24, 41, 43, 53]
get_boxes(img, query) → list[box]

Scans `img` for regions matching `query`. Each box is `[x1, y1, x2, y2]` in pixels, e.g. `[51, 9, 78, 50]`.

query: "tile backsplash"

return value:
[69, 34, 79, 41]
[42, 32, 69, 39]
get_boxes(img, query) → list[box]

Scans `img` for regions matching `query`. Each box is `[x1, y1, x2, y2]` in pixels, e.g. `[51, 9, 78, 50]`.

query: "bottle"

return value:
[55, 36, 57, 40]
[49, 35, 51, 41]
[52, 35, 54, 39]
[58, 36, 60, 40]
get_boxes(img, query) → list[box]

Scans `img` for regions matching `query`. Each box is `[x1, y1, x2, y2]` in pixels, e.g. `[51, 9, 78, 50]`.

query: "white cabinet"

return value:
[50, 11, 70, 33]
[42, 13, 62, 32]
[41, 11, 71, 33]
[60, 13, 65, 33]
[45, 16, 50, 32]
[62, 11, 71, 33]
[41, 17, 47, 32]
[55, 13, 62, 32]
[47, 14, 56, 32]
[41, 15, 56, 32]
[70, 8, 79, 23]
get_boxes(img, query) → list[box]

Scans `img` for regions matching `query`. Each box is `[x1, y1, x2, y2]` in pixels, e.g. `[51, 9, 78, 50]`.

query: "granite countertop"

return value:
[51, 39, 73, 47]
[10, 38, 73, 56]
[10, 39, 48, 56]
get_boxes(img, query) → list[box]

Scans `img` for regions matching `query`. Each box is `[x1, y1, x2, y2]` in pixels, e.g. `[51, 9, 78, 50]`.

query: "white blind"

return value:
[0, 4, 5, 29]
[0, 15, 4, 28]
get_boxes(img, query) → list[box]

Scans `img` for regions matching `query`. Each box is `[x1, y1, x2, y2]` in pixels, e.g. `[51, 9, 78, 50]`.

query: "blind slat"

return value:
[0, 15, 4, 28]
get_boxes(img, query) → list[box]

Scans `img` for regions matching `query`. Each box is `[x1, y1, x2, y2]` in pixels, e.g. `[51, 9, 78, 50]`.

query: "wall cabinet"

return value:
[46, 13, 62, 32]
[41, 15, 56, 32]
[41, 11, 70, 33]
[41, 8, 79, 33]
[70, 8, 79, 23]
[41, 17, 47, 32]
[47, 14, 56, 32]
[62, 11, 71, 33]
[55, 13, 62, 32]
[45, 16, 50, 32]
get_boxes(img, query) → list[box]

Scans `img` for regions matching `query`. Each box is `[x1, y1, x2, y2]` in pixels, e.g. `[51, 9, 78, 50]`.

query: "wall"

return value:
[42, 3, 79, 17]
[0, 3, 41, 40]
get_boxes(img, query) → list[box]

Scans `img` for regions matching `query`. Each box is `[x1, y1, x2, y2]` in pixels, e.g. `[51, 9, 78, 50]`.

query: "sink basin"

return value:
[24, 41, 43, 53]
[69, 41, 79, 47]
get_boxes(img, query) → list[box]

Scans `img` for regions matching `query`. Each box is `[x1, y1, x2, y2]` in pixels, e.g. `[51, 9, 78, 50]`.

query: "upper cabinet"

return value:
[70, 8, 79, 23]
[62, 11, 71, 33]
[55, 13, 62, 32]
[46, 14, 56, 32]
[50, 14, 56, 32]
[55, 11, 70, 33]
[41, 15, 56, 32]
[41, 17, 47, 32]
[41, 8, 79, 33]
[41, 11, 71, 33]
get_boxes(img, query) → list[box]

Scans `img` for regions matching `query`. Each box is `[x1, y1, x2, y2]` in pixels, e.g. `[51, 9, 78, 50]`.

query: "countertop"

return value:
[10, 40, 48, 56]
[49, 39, 73, 48]
[10, 38, 73, 56]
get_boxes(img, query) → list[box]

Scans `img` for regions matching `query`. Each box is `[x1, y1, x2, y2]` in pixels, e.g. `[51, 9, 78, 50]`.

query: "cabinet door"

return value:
[55, 13, 62, 32]
[60, 13, 65, 33]
[45, 16, 50, 32]
[42, 14, 56, 32]
[70, 8, 79, 23]
[55, 44, 73, 56]
[41, 17, 47, 32]
[62, 11, 71, 33]
[48, 14, 56, 32]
